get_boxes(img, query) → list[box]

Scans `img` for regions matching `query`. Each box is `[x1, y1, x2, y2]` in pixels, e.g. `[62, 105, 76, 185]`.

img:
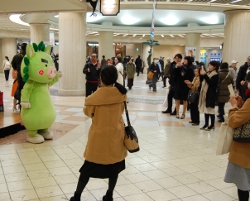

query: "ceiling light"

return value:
[133, 34, 137, 37]
[231, 0, 242, 3]
[121, 15, 139, 25]
[142, 34, 145, 37]
[209, 0, 217, 2]
[170, 34, 174, 37]
[9, 14, 29, 26]
[54, 15, 59, 18]
[161, 15, 179, 25]
[200, 16, 219, 24]
[161, 34, 164, 37]
[123, 34, 128, 37]
[178, 34, 184, 37]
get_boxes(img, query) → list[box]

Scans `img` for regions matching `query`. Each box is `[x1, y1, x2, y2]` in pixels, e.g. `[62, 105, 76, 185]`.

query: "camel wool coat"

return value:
[83, 87, 127, 165]
[228, 98, 250, 169]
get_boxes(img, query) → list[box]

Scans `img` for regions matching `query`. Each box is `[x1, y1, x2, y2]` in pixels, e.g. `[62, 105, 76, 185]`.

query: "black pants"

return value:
[190, 103, 199, 123]
[86, 82, 98, 97]
[167, 88, 175, 111]
[218, 102, 225, 117]
[238, 189, 249, 201]
[4, 70, 10, 81]
[136, 68, 141, 76]
[163, 76, 168, 87]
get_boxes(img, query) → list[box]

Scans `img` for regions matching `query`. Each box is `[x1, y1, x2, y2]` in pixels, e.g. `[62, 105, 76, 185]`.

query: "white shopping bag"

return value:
[216, 120, 233, 155]
[162, 95, 168, 108]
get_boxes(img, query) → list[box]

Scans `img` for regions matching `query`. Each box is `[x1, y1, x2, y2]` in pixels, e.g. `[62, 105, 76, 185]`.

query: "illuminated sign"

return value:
[100, 0, 120, 16]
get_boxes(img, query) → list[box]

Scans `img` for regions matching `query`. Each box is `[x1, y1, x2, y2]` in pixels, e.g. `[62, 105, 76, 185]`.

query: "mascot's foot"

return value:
[38, 130, 53, 140]
[26, 134, 44, 144]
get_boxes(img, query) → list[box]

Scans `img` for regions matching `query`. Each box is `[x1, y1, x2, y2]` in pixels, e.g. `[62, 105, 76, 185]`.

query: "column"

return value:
[99, 22, 114, 60]
[30, 23, 50, 44]
[58, 12, 86, 96]
[0, 39, 2, 73]
[1, 38, 17, 72]
[185, 23, 201, 61]
[223, 10, 250, 65]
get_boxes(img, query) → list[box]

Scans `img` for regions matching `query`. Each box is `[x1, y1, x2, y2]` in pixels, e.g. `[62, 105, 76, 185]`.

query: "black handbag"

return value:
[233, 120, 250, 143]
[188, 91, 199, 104]
[124, 101, 140, 153]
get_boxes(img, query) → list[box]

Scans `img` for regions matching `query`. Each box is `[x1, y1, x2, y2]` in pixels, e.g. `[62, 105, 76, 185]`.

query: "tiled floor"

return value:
[0, 72, 238, 201]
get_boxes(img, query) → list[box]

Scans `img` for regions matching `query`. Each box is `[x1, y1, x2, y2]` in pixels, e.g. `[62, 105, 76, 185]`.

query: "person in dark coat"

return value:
[163, 58, 171, 88]
[83, 53, 101, 97]
[174, 56, 194, 119]
[217, 62, 234, 122]
[199, 61, 219, 131]
[236, 56, 250, 98]
[126, 59, 136, 89]
[135, 55, 142, 76]
[149, 58, 160, 92]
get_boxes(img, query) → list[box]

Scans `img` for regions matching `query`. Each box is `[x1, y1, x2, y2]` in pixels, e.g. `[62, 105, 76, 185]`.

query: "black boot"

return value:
[103, 190, 113, 201]
[206, 114, 215, 131]
[200, 113, 209, 130]
[70, 192, 81, 201]
[170, 108, 176, 115]
[162, 108, 171, 113]
[218, 115, 224, 122]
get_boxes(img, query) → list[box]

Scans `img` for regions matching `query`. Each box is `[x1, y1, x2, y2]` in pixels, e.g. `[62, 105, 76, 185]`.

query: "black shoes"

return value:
[170, 111, 176, 115]
[200, 125, 208, 130]
[162, 109, 171, 114]
[205, 126, 215, 131]
[103, 190, 113, 201]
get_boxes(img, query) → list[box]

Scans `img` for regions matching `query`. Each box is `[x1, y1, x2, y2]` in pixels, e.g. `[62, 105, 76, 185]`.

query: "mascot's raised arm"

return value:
[20, 41, 62, 144]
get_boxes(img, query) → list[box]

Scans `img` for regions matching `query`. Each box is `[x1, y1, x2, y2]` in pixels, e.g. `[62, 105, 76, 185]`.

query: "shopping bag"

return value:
[0, 91, 4, 112]
[216, 121, 233, 155]
[162, 95, 168, 108]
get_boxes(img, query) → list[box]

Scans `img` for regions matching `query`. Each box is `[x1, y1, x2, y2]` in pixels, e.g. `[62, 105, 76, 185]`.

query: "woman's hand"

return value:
[184, 80, 192, 85]
[154, 70, 157, 72]
[229, 96, 237, 107]
[200, 70, 206, 75]
[240, 80, 245, 85]
[176, 62, 182, 68]
[236, 96, 244, 108]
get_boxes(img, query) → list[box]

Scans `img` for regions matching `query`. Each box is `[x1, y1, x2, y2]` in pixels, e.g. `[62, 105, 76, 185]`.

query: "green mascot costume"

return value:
[20, 42, 62, 144]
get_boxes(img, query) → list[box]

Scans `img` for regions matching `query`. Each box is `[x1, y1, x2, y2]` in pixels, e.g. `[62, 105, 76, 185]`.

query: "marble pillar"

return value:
[58, 12, 86, 96]
[1, 38, 17, 73]
[223, 10, 250, 65]
[30, 23, 50, 44]
[98, 22, 114, 60]
[185, 33, 201, 61]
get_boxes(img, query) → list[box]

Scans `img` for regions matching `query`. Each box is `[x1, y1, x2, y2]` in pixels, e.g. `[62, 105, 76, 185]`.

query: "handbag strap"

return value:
[221, 73, 230, 84]
[124, 101, 131, 126]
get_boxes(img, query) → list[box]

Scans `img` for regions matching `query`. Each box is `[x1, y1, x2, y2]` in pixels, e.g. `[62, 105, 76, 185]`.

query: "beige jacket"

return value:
[228, 99, 250, 169]
[83, 87, 127, 164]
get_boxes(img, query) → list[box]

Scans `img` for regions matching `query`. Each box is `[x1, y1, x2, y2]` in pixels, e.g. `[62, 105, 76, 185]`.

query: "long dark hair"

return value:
[5, 56, 9, 61]
[100, 66, 127, 95]
[184, 56, 192, 68]
[209, 60, 219, 72]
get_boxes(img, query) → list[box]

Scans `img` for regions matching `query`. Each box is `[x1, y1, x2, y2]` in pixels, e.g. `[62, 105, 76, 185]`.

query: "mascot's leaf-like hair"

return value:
[22, 41, 49, 82]
[33, 43, 38, 52]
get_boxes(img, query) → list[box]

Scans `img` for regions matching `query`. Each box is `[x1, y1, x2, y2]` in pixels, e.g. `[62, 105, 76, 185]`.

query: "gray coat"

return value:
[217, 68, 234, 103]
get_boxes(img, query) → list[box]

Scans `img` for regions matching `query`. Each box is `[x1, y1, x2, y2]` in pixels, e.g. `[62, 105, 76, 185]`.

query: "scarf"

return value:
[198, 70, 218, 113]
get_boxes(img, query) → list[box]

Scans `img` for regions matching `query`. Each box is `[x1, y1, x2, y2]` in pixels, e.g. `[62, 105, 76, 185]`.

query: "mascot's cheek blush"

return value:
[38, 70, 44, 76]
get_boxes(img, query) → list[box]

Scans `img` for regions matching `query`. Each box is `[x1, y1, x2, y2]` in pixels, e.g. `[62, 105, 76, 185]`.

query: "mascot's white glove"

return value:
[21, 102, 31, 109]
[57, 71, 63, 78]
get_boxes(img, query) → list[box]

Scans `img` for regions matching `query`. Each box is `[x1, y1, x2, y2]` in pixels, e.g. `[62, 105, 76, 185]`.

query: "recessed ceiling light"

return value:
[123, 34, 128, 37]
[121, 15, 139, 25]
[142, 34, 145, 37]
[161, 34, 164, 37]
[161, 15, 179, 25]
[178, 34, 184, 37]
[231, 0, 242, 3]
[200, 16, 219, 24]
[54, 15, 59, 18]
[133, 34, 137, 37]
[209, 0, 217, 2]
[170, 34, 174, 38]
[9, 14, 29, 26]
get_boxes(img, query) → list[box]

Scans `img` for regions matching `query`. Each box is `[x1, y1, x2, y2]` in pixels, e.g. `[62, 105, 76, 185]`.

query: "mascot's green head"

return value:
[21, 41, 57, 83]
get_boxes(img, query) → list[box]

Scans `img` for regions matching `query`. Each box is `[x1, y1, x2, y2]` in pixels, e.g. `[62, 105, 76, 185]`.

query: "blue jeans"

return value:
[149, 73, 158, 91]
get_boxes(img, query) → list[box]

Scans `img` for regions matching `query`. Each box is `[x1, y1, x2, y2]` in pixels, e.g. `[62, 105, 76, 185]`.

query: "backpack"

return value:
[4, 61, 11, 70]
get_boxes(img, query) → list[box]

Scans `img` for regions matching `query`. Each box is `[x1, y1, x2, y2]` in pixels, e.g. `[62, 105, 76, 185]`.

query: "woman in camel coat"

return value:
[224, 89, 250, 201]
[70, 66, 127, 201]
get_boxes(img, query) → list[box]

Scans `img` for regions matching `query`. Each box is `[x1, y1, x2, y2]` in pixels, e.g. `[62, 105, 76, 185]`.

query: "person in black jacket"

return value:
[236, 56, 250, 98]
[199, 61, 219, 131]
[174, 56, 194, 119]
[135, 55, 142, 76]
[83, 53, 101, 97]
[11, 43, 27, 107]
[149, 58, 160, 92]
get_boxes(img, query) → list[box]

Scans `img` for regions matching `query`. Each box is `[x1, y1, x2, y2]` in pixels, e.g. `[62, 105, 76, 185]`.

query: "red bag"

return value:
[0, 92, 4, 112]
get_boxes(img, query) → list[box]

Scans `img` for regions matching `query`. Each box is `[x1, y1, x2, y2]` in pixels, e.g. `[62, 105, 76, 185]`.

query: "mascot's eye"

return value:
[45, 64, 48, 67]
